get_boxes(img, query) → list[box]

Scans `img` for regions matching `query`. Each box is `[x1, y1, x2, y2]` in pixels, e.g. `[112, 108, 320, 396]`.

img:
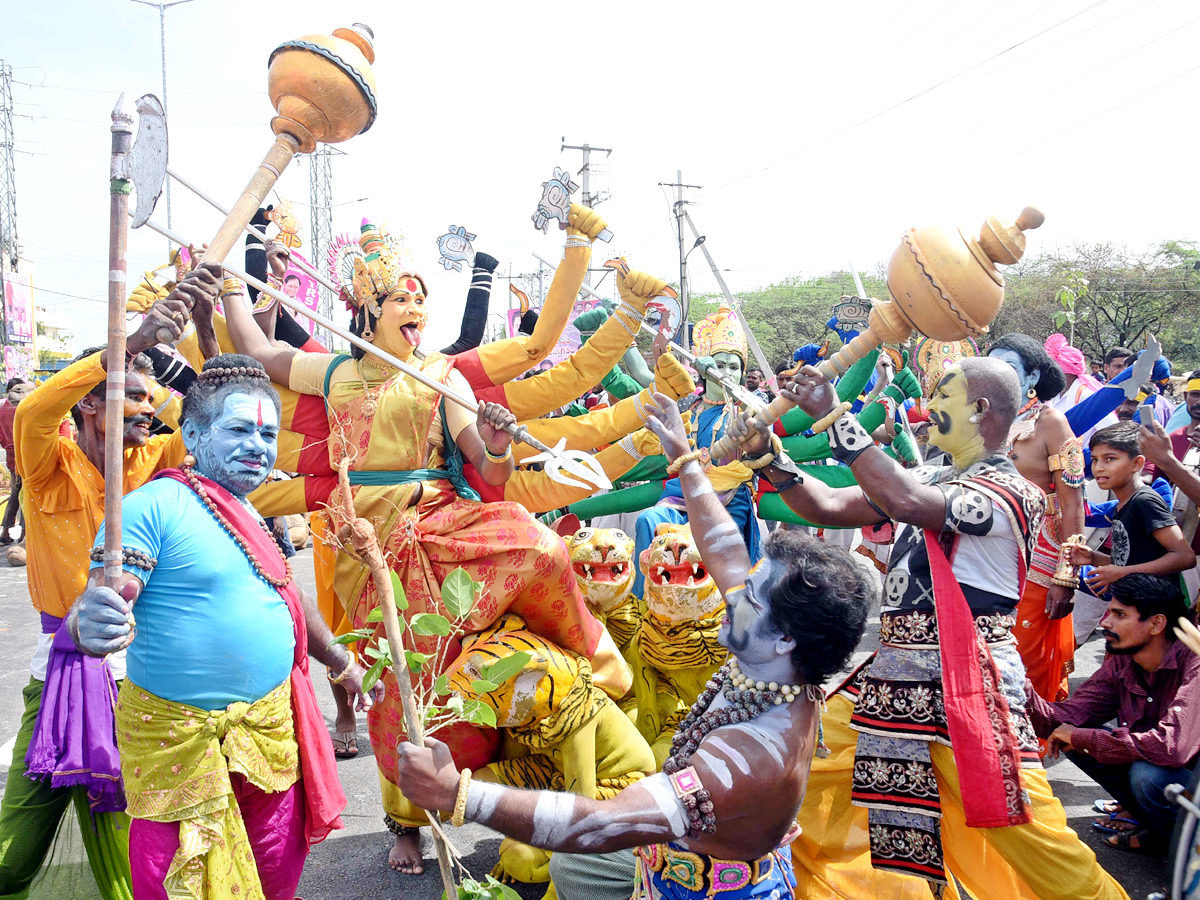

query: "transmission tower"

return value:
[307, 144, 337, 348]
[0, 60, 19, 274]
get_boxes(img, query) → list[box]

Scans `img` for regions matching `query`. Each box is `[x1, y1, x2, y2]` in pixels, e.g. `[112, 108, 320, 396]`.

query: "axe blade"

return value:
[130, 94, 168, 229]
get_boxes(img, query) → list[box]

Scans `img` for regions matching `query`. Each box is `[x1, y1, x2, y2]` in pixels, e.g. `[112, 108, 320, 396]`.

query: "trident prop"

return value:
[530, 252, 766, 412]
[132, 168, 612, 492]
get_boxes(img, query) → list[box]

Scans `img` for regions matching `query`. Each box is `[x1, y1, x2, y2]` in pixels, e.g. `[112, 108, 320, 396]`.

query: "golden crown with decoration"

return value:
[692, 302, 748, 362]
[328, 218, 426, 317]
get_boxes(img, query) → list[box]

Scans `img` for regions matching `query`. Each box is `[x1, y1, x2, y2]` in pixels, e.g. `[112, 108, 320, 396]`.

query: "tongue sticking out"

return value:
[400, 324, 420, 347]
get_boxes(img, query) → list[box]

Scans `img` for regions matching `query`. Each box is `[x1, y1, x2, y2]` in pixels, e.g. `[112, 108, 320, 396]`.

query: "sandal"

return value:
[1093, 799, 1124, 815]
[1092, 813, 1140, 835]
[332, 731, 359, 759]
[1104, 827, 1163, 855]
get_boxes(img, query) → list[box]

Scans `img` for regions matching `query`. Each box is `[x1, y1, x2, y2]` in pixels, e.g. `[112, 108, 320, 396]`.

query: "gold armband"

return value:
[1047, 437, 1085, 489]
[667, 448, 710, 476]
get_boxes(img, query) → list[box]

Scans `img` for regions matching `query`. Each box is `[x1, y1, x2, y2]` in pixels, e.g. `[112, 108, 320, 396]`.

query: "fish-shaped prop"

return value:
[531, 166, 613, 242]
[436, 224, 476, 271]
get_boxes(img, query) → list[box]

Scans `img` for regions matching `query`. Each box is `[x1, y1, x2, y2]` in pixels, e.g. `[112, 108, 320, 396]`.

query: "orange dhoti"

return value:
[1014, 508, 1075, 703]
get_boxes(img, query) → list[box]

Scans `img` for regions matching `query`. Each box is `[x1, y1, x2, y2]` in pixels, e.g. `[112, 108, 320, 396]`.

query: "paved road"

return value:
[0, 548, 1170, 899]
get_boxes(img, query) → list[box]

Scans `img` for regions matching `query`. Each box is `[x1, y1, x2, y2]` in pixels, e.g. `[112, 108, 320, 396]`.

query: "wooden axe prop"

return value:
[101, 93, 168, 591]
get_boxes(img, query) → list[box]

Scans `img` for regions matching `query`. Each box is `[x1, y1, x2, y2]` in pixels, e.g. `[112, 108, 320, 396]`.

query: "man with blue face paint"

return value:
[66, 354, 381, 900]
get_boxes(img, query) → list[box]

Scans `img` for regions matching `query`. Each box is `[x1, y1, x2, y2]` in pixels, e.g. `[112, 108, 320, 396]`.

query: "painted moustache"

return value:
[928, 410, 952, 434]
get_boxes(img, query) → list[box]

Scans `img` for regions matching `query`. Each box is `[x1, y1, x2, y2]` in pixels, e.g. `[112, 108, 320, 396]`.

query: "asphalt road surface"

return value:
[0, 547, 1170, 899]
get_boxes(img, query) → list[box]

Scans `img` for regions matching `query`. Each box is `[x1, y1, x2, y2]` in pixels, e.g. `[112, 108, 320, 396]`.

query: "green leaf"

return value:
[483, 875, 522, 900]
[441, 567, 478, 620]
[389, 570, 409, 611]
[480, 652, 531, 687]
[447, 694, 465, 716]
[361, 657, 385, 694]
[404, 650, 433, 674]
[461, 698, 497, 728]
[366, 605, 384, 623]
[434, 673, 450, 696]
[330, 632, 364, 646]
[410, 613, 453, 636]
[469, 679, 499, 694]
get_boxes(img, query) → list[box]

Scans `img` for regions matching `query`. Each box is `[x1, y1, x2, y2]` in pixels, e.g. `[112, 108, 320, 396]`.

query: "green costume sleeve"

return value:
[776, 349, 880, 436]
[544, 481, 665, 524]
[615, 455, 669, 486]
[601, 366, 643, 401]
[756, 465, 863, 527]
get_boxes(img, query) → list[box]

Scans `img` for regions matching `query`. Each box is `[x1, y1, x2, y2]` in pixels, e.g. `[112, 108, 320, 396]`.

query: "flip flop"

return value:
[1092, 814, 1140, 835]
[331, 731, 359, 759]
[1093, 799, 1123, 815]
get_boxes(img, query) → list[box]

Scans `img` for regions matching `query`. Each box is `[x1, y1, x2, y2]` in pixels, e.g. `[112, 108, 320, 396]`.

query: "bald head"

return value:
[959, 356, 1021, 448]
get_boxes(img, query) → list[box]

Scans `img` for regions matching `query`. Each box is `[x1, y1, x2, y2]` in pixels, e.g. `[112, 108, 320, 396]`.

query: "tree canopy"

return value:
[682, 240, 1200, 373]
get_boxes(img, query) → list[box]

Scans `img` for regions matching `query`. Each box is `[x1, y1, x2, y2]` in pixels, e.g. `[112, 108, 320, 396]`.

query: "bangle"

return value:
[451, 768, 473, 827]
[484, 444, 513, 464]
[328, 655, 353, 684]
[667, 448, 704, 476]
[811, 401, 853, 434]
[742, 433, 783, 469]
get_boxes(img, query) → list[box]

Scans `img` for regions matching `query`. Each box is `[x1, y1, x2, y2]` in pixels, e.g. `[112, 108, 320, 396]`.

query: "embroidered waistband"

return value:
[879, 609, 1016, 650]
[637, 841, 787, 895]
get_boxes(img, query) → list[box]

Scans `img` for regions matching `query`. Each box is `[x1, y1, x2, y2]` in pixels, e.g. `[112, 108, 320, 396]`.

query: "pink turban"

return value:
[1044, 333, 1101, 390]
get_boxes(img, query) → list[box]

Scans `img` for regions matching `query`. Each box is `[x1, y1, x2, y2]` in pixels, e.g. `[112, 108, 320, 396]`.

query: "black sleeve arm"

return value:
[439, 252, 499, 356]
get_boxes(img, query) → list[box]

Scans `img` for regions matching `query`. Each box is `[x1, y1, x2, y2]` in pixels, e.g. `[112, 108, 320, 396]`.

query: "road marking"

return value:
[0, 734, 16, 770]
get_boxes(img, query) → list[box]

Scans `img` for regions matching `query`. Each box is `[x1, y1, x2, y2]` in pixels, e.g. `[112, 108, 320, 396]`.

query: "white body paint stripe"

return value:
[741, 721, 787, 769]
[638, 773, 688, 838]
[531, 791, 577, 846]
[465, 780, 503, 825]
[706, 736, 751, 775]
[694, 748, 732, 789]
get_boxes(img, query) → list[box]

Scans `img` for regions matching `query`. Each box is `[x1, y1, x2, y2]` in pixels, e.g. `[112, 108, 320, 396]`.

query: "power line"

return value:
[14, 78, 262, 97]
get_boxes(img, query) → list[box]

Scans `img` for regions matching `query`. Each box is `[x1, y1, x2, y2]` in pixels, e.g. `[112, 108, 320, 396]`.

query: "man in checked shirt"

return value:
[1026, 572, 1200, 854]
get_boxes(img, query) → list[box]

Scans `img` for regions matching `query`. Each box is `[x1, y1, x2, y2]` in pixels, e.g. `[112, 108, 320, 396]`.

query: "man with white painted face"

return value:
[66, 355, 381, 900]
[726, 358, 1127, 899]
[396, 391, 870, 900]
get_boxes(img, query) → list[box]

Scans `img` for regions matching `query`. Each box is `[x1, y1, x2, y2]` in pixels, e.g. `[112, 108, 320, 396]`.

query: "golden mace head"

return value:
[885, 206, 1045, 342]
[267, 23, 378, 153]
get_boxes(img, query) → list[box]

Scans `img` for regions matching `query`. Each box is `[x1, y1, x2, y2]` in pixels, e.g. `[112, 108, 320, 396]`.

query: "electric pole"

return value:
[659, 172, 702, 346]
[306, 144, 341, 349]
[561, 138, 611, 289]
[0, 60, 18, 274]
[130, 0, 195, 248]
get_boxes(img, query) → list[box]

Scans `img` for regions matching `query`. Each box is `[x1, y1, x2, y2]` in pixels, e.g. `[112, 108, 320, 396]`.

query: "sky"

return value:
[2, 0, 1198, 351]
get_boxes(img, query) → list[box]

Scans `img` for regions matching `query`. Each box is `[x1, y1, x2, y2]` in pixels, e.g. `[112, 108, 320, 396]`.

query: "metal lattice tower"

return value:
[308, 144, 336, 348]
[0, 61, 19, 273]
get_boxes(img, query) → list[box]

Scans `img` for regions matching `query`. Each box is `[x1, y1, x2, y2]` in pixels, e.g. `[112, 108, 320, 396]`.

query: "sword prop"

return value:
[134, 215, 612, 493]
[530, 252, 765, 412]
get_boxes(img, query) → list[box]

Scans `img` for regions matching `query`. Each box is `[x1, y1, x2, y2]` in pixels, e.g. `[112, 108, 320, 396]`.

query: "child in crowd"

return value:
[1070, 422, 1196, 595]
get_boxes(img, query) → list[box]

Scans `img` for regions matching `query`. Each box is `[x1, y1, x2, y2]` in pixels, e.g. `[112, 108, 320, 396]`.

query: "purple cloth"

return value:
[24, 612, 125, 813]
[1025, 639, 1200, 768]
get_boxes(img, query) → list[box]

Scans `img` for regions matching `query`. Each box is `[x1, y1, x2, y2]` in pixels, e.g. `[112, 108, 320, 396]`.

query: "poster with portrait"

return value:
[282, 252, 322, 341]
[505, 293, 601, 371]
[5, 345, 34, 383]
[3, 272, 33, 344]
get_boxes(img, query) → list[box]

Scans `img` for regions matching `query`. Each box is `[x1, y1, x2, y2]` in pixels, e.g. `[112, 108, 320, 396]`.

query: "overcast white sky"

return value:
[3, 0, 1197, 350]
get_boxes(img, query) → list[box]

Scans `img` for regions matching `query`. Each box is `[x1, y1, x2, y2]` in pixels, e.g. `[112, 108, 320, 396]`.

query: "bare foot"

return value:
[388, 831, 424, 875]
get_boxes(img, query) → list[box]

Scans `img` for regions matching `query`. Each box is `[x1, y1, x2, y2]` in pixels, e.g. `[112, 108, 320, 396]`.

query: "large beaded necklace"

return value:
[181, 465, 294, 589]
[662, 658, 813, 837]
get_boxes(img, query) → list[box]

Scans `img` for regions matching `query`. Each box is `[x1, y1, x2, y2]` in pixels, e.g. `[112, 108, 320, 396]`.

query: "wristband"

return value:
[667, 448, 708, 476]
[827, 413, 875, 466]
[451, 768, 473, 827]
[484, 444, 513, 464]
